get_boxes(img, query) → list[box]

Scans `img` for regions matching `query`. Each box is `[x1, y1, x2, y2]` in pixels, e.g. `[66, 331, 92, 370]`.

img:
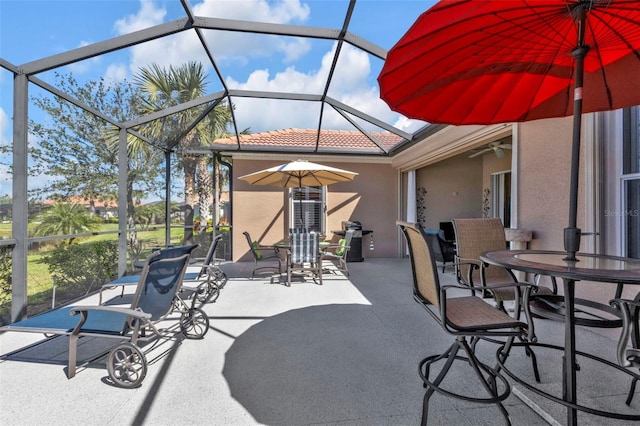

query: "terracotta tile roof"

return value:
[212, 129, 405, 153]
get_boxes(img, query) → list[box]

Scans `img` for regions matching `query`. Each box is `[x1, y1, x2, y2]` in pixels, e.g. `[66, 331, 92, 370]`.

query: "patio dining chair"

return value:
[453, 218, 553, 313]
[321, 229, 353, 276]
[452, 218, 518, 310]
[287, 231, 323, 286]
[609, 297, 640, 405]
[424, 228, 456, 273]
[397, 221, 537, 425]
[243, 231, 282, 279]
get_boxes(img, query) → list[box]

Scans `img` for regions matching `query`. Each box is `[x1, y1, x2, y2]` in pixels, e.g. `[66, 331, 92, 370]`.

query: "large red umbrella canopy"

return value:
[379, 0, 640, 261]
[378, 0, 640, 126]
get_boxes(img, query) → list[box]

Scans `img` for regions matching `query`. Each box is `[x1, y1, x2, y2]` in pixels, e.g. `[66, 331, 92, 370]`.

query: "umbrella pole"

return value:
[298, 176, 304, 228]
[564, 7, 590, 262]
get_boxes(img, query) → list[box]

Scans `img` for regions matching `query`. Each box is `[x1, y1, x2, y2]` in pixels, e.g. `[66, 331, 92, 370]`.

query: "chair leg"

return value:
[461, 338, 511, 425]
[627, 376, 638, 406]
[520, 337, 541, 383]
[420, 341, 461, 426]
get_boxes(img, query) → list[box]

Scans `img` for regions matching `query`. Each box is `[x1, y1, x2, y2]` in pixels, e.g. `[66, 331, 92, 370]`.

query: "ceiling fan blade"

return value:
[495, 147, 505, 159]
[469, 148, 491, 158]
[498, 144, 512, 150]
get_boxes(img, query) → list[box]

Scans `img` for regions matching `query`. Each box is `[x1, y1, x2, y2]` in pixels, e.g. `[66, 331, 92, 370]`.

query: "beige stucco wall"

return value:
[481, 149, 512, 190]
[516, 116, 585, 250]
[414, 153, 483, 229]
[232, 159, 398, 261]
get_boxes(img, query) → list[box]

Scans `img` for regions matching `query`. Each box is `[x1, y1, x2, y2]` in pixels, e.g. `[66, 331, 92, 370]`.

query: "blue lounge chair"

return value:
[99, 237, 226, 304]
[0, 249, 209, 388]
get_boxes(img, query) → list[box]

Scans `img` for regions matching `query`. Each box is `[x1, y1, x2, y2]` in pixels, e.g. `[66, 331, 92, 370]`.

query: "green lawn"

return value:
[0, 222, 10, 239]
[7, 223, 187, 298]
[1, 223, 194, 324]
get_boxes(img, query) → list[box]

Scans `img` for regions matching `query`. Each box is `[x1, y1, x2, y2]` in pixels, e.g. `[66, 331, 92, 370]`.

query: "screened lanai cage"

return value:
[0, 0, 432, 323]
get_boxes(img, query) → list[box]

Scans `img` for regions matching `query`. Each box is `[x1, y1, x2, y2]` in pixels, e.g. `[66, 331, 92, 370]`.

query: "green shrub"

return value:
[0, 247, 11, 304]
[43, 241, 118, 294]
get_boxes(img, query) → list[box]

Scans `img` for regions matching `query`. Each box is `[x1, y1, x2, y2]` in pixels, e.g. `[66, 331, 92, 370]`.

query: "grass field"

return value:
[1, 222, 196, 324]
[3, 222, 187, 297]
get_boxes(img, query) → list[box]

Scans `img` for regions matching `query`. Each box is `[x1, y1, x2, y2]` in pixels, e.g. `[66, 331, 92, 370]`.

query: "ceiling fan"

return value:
[468, 141, 512, 159]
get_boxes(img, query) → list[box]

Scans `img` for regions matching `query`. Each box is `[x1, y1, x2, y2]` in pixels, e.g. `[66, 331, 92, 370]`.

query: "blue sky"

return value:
[0, 0, 435, 198]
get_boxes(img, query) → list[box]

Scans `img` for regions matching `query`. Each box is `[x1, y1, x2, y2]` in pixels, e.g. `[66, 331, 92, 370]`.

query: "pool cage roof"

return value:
[2, 0, 436, 158]
[2, 0, 446, 322]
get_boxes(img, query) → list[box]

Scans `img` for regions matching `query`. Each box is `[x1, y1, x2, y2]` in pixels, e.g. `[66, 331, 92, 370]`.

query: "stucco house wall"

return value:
[415, 154, 483, 229]
[231, 158, 397, 262]
[516, 116, 585, 251]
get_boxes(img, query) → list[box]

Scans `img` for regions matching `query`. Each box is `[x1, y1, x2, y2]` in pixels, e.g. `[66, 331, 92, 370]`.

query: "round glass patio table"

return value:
[480, 249, 640, 425]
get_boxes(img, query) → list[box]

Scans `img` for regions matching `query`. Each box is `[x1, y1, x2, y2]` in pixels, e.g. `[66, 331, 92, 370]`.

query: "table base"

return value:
[496, 342, 640, 421]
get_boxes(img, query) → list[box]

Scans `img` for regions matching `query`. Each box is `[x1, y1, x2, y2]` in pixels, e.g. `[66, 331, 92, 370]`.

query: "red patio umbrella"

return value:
[378, 0, 640, 260]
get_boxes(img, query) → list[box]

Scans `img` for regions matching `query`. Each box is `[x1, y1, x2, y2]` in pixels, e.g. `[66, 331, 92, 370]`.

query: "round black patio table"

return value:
[480, 250, 640, 425]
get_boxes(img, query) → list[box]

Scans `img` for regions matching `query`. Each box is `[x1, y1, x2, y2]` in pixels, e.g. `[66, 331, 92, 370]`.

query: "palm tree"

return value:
[134, 62, 233, 243]
[32, 203, 102, 245]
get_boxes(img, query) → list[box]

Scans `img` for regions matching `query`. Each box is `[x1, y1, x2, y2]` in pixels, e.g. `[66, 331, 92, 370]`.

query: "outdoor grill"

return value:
[334, 221, 372, 262]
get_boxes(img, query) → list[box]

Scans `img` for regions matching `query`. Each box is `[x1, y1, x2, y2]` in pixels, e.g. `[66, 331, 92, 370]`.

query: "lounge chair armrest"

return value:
[70, 305, 152, 320]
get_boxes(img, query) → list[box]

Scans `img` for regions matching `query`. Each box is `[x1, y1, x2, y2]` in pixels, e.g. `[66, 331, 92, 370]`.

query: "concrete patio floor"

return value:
[1, 258, 638, 425]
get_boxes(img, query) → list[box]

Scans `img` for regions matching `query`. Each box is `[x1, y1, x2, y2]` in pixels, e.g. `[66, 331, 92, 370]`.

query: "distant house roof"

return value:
[212, 129, 404, 154]
[41, 196, 118, 208]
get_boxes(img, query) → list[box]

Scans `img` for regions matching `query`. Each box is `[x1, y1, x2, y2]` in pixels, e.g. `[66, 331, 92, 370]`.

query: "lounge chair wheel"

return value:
[107, 342, 147, 388]
[196, 281, 220, 303]
[180, 307, 209, 339]
[215, 270, 228, 289]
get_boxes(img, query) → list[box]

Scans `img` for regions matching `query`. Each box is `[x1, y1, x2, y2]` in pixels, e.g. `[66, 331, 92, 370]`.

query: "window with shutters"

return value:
[289, 186, 326, 234]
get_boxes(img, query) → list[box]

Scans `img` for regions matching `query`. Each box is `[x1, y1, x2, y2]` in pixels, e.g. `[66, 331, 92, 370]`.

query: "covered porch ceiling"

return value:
[1, 0, 445, 158]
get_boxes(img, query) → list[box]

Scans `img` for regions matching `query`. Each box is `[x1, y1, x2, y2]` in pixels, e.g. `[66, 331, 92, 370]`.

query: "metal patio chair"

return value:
[287, 231, 322, 286]
[321, 229, 353, 276]
[0, 250, 209, 388]
[452, 218, 519, 310]
[99, 241, 225, 304]
[397, 221, 537, 425]
[243, 231, 282, 279]
[424, 228, 456, 273]
[610, 297, 640, 406]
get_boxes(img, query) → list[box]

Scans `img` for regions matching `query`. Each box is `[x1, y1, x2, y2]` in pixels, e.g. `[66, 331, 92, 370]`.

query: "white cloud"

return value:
[393, 116, 427, 133]
[225, 42, 403, 132]
[108, 0, 405, 134]
[193, 0, 310, 23]
[0, 164, 10, 198]
[115, 0, 313, 76]
[0, 107, 9, 146]
[104, 63, 129, 85]
[65, 41, 102, 74]
[114, 0, 167, 34]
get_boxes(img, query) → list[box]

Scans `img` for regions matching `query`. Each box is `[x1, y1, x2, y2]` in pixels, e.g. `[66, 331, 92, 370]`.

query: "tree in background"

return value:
[134, 62, 233, 243]
[29, 73, 165, 229]
[32, 203, 102, 245]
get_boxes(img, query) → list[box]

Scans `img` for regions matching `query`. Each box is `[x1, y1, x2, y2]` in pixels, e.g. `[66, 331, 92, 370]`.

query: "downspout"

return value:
[218, 154, 233, 259]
